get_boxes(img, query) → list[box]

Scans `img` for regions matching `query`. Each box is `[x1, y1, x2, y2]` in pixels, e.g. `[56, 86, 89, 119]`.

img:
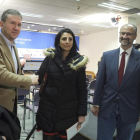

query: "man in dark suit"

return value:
[91, 24, 140, 140]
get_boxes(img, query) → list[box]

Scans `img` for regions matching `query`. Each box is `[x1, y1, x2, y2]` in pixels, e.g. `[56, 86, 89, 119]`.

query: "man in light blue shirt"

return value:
[0, 9, 39, 140]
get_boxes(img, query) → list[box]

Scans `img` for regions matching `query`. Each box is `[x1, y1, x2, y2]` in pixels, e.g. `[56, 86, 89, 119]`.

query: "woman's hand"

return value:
[77, 116, 85, 130]
[1, 136, 6, 140]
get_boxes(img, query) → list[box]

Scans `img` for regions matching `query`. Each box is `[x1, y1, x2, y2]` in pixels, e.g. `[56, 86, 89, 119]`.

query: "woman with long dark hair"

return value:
[36, 28, 88, 140]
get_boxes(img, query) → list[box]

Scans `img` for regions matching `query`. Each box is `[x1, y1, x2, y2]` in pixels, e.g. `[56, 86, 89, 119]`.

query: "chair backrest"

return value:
[89, 79, 96, 90]
[86, 71, 96, 79]
[86, 77, 89, 82]
[18, 89, 29, 104]
[18, 88, 29, 96]
[34, 92, 40, 106]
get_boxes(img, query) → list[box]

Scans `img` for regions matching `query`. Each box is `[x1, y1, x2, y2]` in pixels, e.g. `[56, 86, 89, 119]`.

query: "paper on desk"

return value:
[66, 114, 89, 140]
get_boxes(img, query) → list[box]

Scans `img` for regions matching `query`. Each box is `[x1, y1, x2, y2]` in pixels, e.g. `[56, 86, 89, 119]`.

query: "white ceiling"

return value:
[0, 0, 140, 35]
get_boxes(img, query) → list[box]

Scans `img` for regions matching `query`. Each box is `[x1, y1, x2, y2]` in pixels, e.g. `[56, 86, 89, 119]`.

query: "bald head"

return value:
[119, 23, 137, 50]
[120, 24, 137, 35]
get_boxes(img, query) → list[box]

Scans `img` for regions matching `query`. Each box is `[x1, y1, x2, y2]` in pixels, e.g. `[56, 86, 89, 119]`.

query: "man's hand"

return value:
[91, 106, 99, 116]
[77, 116, 85, 130]
[28, 75, 39, 85]
[1, 136, 6, 140]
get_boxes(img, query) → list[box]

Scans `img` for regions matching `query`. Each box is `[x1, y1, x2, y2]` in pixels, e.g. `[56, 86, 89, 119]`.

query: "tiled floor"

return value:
[17, 103, 140, 140]
[17, 105, 42, 140]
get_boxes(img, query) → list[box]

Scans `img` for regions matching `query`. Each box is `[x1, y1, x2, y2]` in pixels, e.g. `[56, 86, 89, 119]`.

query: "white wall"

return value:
[79, 29, 118, 74]
[137, 24, 140, 43]
[79, 25, 140, 74]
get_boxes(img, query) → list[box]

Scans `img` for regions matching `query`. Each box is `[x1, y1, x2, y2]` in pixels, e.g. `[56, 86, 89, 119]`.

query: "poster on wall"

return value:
[0, 29, 79, 59]
[16, 31, 79, 59]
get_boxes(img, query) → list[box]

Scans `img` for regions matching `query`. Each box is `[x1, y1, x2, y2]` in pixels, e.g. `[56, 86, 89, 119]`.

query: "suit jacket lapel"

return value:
[13, 46, 21, 74]
[120, 48, 139, 88]
[0, 34, 16, 73]
[111, 48, 120, 88]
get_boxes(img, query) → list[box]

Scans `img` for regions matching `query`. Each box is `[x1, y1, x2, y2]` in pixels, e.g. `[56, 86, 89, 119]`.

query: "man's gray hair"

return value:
[121, 24, 137, 34]
[1, 9, 22, 22]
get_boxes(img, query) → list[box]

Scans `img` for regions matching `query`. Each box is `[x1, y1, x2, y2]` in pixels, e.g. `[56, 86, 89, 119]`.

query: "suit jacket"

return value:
[93, 47, 140, 123]
[0, 34, 32, 112]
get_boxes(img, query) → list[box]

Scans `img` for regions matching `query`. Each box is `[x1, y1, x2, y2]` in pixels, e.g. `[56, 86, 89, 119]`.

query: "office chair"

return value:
[23, 87, 40, 138]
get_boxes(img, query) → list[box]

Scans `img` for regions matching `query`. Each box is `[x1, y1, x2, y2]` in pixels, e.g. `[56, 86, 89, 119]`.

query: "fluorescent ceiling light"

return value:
[98, 4, 124, 11]
[56, 18, 81, 23]
[102, 3, 129, 10]
[91, 24, 113, 28]
[98, 3, 129, 11]
[22, 21, 64, 28]
[82, 13, 117, 23]
[21, 13, 44, 18]
[137, 13, 140, 15]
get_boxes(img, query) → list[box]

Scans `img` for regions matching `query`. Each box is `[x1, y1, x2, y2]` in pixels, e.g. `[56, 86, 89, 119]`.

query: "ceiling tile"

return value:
[64, 2, 91, 10]
[54, 13, 82, 19]
[49, 0, 75, 7]
[65, 0, 106, 6]
[22, 1, 45, 8]
[0, 0, 5, 5]
[56, 8, 77, 14]
[0, 0, 140, 35]
[19, 7, 38, 13]
[2, 0, 28, 6]
[33, 5, 62, 14]
[124, 0, 140, 9]
[29, 0, 53, 4]
[73, 6, 105, 17]
[0, 4, 20, 10]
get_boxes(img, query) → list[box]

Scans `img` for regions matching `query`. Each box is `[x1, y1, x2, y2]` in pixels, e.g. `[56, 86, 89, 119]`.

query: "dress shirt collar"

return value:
[0, 32, 15, 47]
[120, 46, 133, 56]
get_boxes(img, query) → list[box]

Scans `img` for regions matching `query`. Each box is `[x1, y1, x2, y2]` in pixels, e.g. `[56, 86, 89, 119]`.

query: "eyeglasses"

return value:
[119, 32, 136, 36]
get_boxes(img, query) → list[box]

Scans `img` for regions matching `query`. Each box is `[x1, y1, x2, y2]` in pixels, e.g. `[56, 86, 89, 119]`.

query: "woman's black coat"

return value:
[36, 48, 88, 133]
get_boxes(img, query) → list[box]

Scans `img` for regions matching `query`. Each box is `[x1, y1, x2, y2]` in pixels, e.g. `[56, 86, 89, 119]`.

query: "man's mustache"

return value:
[121, 38, 129, 41]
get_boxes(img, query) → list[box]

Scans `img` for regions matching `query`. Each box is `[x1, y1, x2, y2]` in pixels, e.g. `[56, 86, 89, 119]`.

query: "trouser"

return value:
[97, 101, 137, 140]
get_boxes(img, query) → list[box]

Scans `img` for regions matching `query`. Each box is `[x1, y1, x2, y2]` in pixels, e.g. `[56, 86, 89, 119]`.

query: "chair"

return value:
[87, 79, 96, 96]
[88, 98, 93, 105]
[18, 88, 30, 104]
[23, 87, 40, 138]
[86, 71, 96, 80]
[86, 77, 89, 87]
[18, 88, 31, 121]
[87, 80, 96, 107]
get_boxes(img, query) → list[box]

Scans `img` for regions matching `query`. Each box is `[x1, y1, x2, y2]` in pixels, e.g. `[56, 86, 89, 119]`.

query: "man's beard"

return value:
[120, 39, 130, 46]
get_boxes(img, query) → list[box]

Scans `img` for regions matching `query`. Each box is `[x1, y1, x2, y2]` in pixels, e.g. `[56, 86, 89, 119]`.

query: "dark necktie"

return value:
[119, 51, 126, 85]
